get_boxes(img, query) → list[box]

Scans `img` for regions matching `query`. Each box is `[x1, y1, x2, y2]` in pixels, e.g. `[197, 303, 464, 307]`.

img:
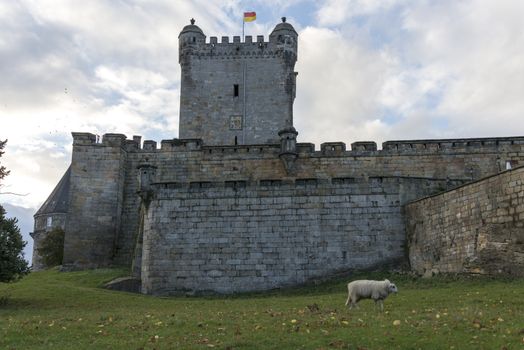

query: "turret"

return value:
[269, 17, 298, 58]
[137, 164, 157, 206]
[278, 126, 299, 174]
[178, 18, 206, 63]
[270, 17, 298, 127]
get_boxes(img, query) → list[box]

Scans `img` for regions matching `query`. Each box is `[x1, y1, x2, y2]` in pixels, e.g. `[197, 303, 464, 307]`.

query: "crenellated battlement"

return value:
[179, 34, 297, 61]
[72, 132, 126, 146]
[81, 133, 523, 158]
[382, 137, 524, 151]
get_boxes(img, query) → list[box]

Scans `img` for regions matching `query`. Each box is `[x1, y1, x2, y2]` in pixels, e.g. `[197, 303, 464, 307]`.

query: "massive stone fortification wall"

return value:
[407, 166, 524, 276]
[141, 177, 449, 294]
[65, 133, 524, 277]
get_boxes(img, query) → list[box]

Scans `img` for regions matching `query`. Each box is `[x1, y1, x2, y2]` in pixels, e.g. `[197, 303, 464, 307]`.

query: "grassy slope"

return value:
[1, 269, 523, 350]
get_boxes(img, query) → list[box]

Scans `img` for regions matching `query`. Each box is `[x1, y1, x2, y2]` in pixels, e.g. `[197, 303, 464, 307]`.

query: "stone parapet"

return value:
[72, 132, 98, 145]
[382, 137, 524, 153]
[114, 136, 524, 159]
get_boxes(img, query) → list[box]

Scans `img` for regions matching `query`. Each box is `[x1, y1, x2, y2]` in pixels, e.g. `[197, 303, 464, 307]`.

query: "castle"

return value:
[32, 19, 524, 294]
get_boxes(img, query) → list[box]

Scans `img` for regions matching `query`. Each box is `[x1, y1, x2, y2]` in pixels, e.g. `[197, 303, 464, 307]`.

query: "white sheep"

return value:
[345, 279, 398, 311]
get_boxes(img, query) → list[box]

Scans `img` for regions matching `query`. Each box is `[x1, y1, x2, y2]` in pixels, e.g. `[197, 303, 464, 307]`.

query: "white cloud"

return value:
[303, 0, 524, 143]
[294, 26, 393, 145]
[317, 0, 406, 26]
[397, 0, 524, 136]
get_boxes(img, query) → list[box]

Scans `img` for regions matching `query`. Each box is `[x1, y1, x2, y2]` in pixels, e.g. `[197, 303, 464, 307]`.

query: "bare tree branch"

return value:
[0, 192, 29, 196]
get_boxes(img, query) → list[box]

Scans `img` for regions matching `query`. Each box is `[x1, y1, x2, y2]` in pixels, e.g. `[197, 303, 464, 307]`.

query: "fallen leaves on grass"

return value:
[307, 303, 320, 313]
[328, 340, 348, 348]
[265, 309, 282, 317]
[472, 319, 482, 329]
[146, 335, 160, 343]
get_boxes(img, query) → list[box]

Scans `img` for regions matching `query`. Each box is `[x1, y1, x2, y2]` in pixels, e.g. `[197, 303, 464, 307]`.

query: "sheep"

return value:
[345, 279, 398, 311]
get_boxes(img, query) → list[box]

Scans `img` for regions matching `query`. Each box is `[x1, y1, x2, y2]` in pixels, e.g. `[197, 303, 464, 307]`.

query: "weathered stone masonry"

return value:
[407, 166, 524, 276]
[141, 178, 437, 294]
[63, 133, 127, 268]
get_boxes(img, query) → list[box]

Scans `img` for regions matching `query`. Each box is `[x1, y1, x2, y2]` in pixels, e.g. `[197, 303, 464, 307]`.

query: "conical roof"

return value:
[270, 17, 298, 37]
[179, 18, 204, 38]
[34, 166, 71, 216]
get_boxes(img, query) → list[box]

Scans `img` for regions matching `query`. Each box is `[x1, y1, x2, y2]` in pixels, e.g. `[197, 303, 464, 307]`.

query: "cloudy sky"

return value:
[1, 0, 524, 261]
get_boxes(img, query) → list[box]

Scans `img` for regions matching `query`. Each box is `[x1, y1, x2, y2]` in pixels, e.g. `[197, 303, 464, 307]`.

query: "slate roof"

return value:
[271, 22, 298, 36]
[34, 166, 71, 217]
[179, 21, 204, 37]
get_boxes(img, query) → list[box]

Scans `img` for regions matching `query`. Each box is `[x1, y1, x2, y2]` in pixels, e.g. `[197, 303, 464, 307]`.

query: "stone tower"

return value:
[178, 18, 298, 146]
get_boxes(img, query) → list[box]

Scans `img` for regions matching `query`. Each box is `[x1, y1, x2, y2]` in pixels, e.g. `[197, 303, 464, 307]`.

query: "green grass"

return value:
[1, 269, 523, 349]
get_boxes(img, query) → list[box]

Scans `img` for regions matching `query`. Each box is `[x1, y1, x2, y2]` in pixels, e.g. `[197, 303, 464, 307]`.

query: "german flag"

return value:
[243, 11, 256, 22]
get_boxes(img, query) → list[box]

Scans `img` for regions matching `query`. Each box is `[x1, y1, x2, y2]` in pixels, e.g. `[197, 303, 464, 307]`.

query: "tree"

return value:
[0, 206, 30, 282]
[0, 139, 30, 282]
[39, 227, 65, 267]
[0, 139, 9, 182]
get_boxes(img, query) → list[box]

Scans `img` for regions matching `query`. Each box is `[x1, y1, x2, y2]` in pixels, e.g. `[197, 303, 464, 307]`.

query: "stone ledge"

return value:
[104, 276, 141, 293]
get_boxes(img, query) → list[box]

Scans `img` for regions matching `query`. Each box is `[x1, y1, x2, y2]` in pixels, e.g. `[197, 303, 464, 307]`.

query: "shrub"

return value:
[39, 227, 65, 267]
[0, 289, 10, 306]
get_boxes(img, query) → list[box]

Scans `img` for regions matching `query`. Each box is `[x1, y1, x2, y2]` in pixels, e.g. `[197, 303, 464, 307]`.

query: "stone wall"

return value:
[62, 133, 524, 276]
[118, 136, 524, 269]
[407, 166, 524, 276]
[63, 133, 127, 268]
[141, 177, 449, 295]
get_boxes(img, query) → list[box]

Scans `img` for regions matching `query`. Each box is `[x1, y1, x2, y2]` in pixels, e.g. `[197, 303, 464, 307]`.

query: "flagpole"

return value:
[242, 14, 246, 144]
[242, 13, 246, 144]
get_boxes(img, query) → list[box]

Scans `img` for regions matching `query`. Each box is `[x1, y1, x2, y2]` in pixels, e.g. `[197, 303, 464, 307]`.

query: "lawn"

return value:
[1, 269, 523, 349]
